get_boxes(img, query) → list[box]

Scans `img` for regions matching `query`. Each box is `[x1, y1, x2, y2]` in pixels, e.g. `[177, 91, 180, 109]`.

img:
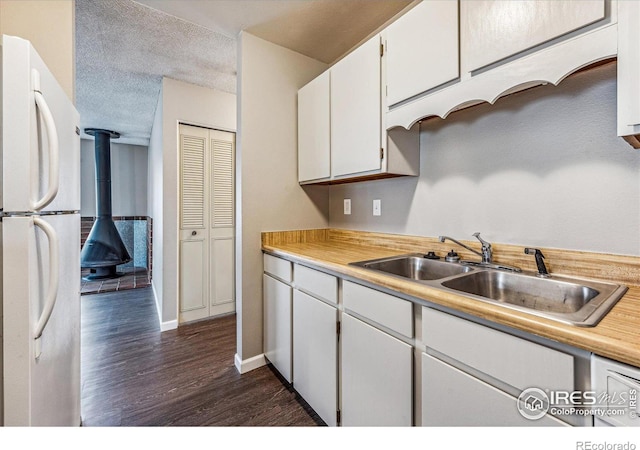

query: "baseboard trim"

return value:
[160, 319, 178, 332]
[151, 283, 178, 332]
[234, 353, 266, 374]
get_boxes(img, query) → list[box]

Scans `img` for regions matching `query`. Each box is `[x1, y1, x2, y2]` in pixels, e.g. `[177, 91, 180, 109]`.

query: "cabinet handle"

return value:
[191, 231, 197, 236]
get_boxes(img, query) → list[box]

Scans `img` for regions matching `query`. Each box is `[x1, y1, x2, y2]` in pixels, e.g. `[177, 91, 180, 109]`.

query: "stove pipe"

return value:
[80, 128, 132, 280]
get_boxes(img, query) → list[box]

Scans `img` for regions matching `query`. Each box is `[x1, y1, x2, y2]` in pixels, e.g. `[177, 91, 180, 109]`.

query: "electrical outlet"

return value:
[373, 199, 381, 216]
[343, 198, 351, 215]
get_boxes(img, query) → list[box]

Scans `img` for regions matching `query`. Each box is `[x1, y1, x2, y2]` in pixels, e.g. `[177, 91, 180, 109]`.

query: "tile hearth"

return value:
[81, 267, 150, 295]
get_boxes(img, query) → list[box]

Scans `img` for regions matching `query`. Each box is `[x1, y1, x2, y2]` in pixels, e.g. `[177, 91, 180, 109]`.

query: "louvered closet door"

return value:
[209, 129, 235, 317]
[179, 125, 210, 323]
[178, 124, 236, 323]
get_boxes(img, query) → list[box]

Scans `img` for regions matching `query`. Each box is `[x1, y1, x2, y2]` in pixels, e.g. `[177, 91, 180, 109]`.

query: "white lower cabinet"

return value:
[422, 352, 567, 427]
[293, 289, 338, 426]
[263, 274, 292, 382]
[421, 307, 588, 426]
[422, 307, 575, 394]
[341, 313, 413, 426]
[263, 256, 595, 427]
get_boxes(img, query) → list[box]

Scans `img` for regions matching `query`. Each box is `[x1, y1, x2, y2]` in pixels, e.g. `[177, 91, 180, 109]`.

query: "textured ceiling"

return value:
[76, 0, 412, 145]
[76, 0, 236, 145]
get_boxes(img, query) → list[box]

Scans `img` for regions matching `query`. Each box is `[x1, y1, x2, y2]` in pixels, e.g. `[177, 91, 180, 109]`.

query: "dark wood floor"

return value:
[81, 287, 322, 426]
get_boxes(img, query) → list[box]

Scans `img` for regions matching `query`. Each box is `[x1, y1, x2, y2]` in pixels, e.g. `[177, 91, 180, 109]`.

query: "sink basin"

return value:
[440, 270, 627, 326]
[350, 253, 627, 327]
[441, 271, 597, 313]
[351, 254, 473, 281]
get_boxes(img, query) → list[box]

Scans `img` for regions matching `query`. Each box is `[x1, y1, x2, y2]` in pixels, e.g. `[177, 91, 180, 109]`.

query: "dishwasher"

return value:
[592, 355, 640, 427]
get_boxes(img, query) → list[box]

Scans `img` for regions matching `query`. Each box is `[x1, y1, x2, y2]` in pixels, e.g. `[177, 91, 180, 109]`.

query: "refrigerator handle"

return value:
[31, 69, 60, 211]
[33, 217, 60, 357]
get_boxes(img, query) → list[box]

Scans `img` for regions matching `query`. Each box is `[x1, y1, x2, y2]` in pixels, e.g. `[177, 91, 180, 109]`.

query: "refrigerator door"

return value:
[2, 214, 80, 426]
[1, 35, 80, 213]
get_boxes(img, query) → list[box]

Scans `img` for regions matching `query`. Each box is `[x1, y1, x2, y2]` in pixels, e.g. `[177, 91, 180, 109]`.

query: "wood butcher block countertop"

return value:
[262, 229, 640, 368]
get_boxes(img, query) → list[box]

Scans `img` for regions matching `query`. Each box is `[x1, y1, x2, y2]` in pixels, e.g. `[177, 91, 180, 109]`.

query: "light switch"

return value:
[344, 198, 351, 215]
[373, 199, 381, 216]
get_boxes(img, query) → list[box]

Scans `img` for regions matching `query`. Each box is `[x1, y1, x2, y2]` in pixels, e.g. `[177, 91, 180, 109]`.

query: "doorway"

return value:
[178, 123, 236, 323]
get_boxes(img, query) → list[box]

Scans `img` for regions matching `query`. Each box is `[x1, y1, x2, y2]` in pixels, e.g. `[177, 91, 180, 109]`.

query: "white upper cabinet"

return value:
[461, 0, 606, 73]
[617, 0, 640, 147]
[330, 35, 382, 178]
[298, 71, 331, 182]
[385, 0, 459, 107]
[387, 0, 617, 130]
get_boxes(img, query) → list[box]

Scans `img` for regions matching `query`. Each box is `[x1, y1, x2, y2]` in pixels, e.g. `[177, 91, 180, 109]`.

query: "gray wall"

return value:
[81, 139, 148, 217]
[329, 63, 640, 256]
[237, 33, 328, 362]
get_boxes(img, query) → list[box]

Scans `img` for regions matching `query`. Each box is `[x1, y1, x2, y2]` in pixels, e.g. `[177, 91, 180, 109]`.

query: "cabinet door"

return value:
[263, 274, 292, 382]
[293, 290, 337, 426]
[341, 313, 412, 426]
[422, 353, 568, 426]
[298, 71, 330, 182]
[330, 35, 381, 177]
[461, 0, 605, 73]
[385, 0, 459, 106]
[618, 0, 640, 139]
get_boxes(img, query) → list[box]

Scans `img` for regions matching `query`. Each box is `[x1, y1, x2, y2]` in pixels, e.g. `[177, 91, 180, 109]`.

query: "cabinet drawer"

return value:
[343, 281, 412, 338]
[422, 353, 568, 427]
[294, 264, 337, 305]
[263, 253, 292, 283]
[422, 308, 574, 393]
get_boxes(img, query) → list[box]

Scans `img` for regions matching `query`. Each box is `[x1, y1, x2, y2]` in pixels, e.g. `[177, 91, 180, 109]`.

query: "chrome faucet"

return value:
[439, 232, 492, 263]
[439, 234, 483, 260]
[439, 232, 521, 272]
[472, 232, 492, 264]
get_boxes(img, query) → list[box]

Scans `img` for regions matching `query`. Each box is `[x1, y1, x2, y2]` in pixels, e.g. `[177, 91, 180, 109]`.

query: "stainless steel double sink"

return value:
[350, 254, 628, 327]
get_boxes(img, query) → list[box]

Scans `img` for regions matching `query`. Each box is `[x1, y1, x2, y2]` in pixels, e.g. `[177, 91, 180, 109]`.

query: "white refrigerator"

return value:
[1, 35, 81, 426]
